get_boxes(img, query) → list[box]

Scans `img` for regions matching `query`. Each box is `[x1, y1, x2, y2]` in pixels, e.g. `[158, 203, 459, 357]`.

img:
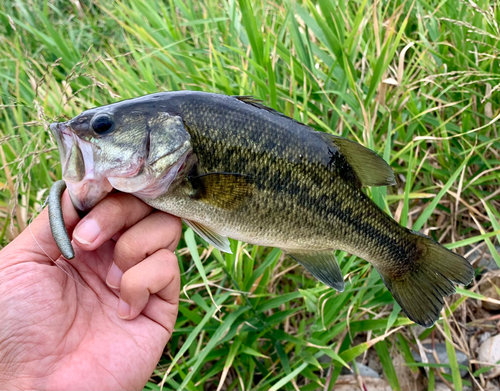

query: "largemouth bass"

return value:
[49, 91, 473, 327]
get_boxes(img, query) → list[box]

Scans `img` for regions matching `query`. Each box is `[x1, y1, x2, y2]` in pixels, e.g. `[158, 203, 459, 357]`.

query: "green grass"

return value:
[1, 0, 500, 390]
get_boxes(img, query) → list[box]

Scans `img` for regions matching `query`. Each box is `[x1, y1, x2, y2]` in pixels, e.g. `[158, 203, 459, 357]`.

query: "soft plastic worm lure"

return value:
[48, 180, 75, 259]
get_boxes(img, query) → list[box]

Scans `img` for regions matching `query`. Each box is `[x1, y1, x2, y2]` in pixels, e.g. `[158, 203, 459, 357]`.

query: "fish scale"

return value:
[49, 91, 474, 327]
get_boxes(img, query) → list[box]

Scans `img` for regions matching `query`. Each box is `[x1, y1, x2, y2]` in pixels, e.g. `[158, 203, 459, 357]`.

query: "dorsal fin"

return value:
[317, 133, 396, 187]
[233, 96, 304, 125]
[234, 96, 395, 187]
[233, 96, 279, 113]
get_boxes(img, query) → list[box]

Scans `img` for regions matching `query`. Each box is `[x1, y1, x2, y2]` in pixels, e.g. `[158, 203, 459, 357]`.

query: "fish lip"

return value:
[50, 122, 64, 153]
[64, 137, 112, 212]
[50, 121, 74, 140]
[50, 121, 111, 212]
[49, 122, 59, 135]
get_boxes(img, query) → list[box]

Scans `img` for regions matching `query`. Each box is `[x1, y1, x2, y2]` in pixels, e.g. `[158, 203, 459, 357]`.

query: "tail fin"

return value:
[378, 233, 474, 328]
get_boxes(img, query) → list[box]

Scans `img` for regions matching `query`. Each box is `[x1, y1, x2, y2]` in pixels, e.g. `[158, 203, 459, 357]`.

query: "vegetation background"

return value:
[1, 0, 499, 390]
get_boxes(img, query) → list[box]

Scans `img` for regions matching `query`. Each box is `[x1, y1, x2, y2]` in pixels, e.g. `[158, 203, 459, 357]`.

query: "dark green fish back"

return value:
[169, 93, 403, 255]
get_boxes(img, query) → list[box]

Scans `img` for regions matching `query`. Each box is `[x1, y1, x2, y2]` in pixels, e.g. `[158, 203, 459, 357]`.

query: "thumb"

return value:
[9, 190, 81, 262]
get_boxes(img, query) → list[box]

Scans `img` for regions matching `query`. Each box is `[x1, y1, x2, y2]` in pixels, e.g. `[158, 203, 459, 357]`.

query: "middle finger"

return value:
[107, 211, 182, 287]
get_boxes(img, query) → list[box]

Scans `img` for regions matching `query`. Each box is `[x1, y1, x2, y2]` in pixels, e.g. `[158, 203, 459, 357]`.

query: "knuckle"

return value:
[166, 214, 183, 232]
[115, 234, 145, 266]
[121, 272, 146, 295]
[100, 195, 127, 218]
[170, 219, 183, 243]
[155, 249, 180, 275]
[96, 193, 146, 223]
[155, 213, 182, 244]
[156, 248, 174, 264]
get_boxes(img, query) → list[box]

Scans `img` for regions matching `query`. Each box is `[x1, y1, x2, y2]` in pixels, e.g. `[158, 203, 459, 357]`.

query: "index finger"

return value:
[73, 193, 154, 251]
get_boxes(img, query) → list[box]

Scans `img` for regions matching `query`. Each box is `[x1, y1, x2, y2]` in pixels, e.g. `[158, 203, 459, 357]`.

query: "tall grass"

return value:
[1, 0, 499, 390]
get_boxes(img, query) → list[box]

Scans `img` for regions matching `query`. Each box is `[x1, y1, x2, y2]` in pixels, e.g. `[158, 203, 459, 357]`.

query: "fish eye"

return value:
[91, 114, 115, 134]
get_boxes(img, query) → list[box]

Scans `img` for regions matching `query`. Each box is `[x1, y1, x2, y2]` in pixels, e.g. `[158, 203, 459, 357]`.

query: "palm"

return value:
[0, 193, 181, 390]
[1, 245, 170, 390]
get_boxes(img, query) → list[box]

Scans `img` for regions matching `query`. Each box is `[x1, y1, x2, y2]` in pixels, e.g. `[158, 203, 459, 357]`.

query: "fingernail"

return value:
[118, 299, 131, 319]
[73, 219, 100, 245]
[106, 262, 123, 289]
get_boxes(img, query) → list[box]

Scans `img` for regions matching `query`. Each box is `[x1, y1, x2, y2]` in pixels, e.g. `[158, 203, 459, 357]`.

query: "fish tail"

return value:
[378, 232, 474, 328]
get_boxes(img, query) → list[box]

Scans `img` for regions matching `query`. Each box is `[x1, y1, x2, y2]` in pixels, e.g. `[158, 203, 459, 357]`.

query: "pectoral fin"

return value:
[286, 250, 345, 292]
[184, 219, 232, 254]
[189, 172, 254, 209]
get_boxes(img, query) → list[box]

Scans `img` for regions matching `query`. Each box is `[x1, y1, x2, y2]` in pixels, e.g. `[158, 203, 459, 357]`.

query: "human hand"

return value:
[0, 191, 182, 390]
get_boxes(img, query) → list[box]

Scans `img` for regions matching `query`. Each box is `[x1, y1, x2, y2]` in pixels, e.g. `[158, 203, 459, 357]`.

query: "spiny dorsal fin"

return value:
[318, 133, 396, 187]
[233, 96, 304, 124]
[184, 219, 232, 254]
[189, 172, 254, 209]
[286, 250, 345, 292]
[234, 96, 280, 114]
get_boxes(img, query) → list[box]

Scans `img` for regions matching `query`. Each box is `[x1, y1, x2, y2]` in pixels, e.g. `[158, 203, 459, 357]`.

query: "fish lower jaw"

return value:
[66, 177, 114, 212]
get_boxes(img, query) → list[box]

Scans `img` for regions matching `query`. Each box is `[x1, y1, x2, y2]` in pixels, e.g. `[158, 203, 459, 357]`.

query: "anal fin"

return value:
[286, 250, 345, 292]
[184, 219, 233, 254]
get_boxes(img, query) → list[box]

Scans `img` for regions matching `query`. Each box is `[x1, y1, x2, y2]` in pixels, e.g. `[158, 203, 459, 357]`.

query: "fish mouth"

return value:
[50, 121, 113, 213]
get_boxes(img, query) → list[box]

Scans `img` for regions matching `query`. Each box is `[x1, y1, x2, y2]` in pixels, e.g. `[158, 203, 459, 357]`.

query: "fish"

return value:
[49, 91, 474, 327]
